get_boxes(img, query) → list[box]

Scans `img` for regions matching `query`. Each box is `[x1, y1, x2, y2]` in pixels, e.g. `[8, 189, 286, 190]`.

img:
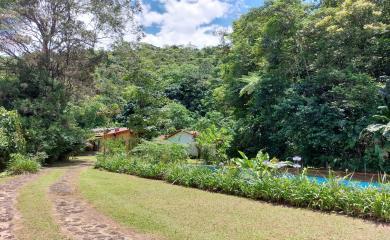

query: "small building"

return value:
[158, 130, 199, 157]
[90, 127, 136, 152]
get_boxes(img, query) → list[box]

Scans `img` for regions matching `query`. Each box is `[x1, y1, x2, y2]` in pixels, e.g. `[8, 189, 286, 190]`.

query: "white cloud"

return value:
[140, 0, 231, 48]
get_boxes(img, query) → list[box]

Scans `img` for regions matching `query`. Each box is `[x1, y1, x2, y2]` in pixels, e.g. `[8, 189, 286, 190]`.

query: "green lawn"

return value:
[79, 169, 390, 240]
[16, 169, 68, 240]
[70, 155, 97, 162]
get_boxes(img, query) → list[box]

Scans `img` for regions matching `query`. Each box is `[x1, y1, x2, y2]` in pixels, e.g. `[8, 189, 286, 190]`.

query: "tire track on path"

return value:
[49, 161, 157, 240]
[0, 174, 40, 240]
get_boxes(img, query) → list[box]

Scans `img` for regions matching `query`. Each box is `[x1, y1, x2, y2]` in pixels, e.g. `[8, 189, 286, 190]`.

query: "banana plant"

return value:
[359, 80, 390, 170]
[232, 150, 290, 177]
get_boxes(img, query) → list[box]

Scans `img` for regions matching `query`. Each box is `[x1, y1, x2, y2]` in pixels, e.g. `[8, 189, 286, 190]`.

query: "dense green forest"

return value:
[0, 0, 389, 172]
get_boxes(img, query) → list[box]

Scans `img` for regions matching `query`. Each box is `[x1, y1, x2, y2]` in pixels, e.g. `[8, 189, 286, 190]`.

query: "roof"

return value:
[159, 130, 199, 140]
[93, 127, 133, 138]
[92, 128, 110, 134]
[104, 128, 132, 137]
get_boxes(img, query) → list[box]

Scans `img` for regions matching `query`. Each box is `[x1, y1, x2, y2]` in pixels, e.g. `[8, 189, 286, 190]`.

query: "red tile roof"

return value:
[104, 128, 131, 137]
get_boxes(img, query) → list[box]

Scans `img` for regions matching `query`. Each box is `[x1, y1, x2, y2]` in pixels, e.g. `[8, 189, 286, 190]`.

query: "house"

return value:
[90, 127, 136, 152]
[158, 130, 199, 157]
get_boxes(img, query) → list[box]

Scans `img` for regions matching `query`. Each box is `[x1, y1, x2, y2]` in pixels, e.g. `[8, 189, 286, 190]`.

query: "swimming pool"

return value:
[194, 165, 389, 190]
[306, 175, 387, 189]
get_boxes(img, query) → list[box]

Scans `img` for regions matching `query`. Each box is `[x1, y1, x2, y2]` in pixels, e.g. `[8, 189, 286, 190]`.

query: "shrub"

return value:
[196, 125, 232, 164]
[7, 153, 41, 175]
[23, 115, 85, 162]
[131, 141, 188, 164]
[0, 107, 26, 169]
[101, 139, 129, 155]
[95, 153, 125, 172]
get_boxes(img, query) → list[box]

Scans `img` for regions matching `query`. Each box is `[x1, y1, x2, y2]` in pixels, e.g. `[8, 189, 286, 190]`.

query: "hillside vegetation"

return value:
[0, 0, 389, 172]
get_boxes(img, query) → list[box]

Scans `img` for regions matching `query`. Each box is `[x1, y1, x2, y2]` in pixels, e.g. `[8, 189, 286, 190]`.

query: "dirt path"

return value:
[49, 161, 156, 240]
[0, 174, 40, 239]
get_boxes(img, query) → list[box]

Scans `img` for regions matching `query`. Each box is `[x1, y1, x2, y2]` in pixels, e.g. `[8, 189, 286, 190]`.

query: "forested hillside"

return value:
[0, 0, 389, 172]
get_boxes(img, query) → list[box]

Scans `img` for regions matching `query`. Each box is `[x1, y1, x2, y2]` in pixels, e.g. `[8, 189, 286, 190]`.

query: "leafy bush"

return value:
[67, 95, 116, 129]
[0, 107, 26, 169]
[131, 141, 188, 164]
[231, 150, 291, 178]
[196, 125, 232, 164]
[222, 0, 387, 172]
[23, 115, 85, 162]
[96, 152, 131, 173]
[101, 139, 129, 155]
[96, 153, 167, 179]
[159, 102, 196, 134]
[6, 153, 41, 174]
[96, 154, 390, 222]
[359, 79, 390, 172]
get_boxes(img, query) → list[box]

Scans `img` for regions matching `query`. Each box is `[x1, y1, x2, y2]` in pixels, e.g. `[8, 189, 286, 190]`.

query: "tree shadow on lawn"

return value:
[43, 153, 97, 169]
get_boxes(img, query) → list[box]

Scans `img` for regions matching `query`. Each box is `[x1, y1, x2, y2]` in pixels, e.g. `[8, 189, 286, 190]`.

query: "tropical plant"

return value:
[101, 139, 129, 156]
[0, 107, 26, 169]
[359, 78, 390, 172]
[196, 125, 233, 164]
[221, 0, 388, 171]
[131, 141, 188, 164]
[232, 150, 291, 177]
[6, 153, 41, 174]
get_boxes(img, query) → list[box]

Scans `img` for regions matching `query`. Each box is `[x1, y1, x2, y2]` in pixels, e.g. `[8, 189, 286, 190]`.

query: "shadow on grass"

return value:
[44, 153, 97, 169]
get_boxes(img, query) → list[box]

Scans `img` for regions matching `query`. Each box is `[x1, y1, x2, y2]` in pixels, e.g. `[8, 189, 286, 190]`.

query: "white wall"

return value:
[167, 132, 199, 157]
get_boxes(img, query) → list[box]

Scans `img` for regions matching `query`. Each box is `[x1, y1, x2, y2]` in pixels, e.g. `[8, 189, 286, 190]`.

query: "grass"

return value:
[7, 153, 41, 174]
[16, 169, 68, 240]
[70, 154, 97, 162]
[95, 155, 390, 221]
[79, 169, 390, 240]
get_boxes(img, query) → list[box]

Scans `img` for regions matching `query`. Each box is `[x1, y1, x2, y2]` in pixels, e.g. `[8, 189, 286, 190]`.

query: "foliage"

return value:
[159, 102, 196, 133]
[0, 0, 141, 166]
[0, 66, 85, 164]
[1, 0, 389, 173]
[0, 107, 26, 169]
[21, 113, 85, 162]
[95, 43, 222, 139]
[272, 70, 381, 169]
[220, 0, 389, 171]
[1, 0, 142, 88]
[68, 96, 116, 129]
[96, 154, 390, 222]
[6, 153, 41, 175]
[231, 150, 291, 177]
[131, 141, 188, 164]
[196, 125, 233, 164]
[100, 139, 129, 156]
[359, 78, 390, 172]
[164, 70, 211, 114]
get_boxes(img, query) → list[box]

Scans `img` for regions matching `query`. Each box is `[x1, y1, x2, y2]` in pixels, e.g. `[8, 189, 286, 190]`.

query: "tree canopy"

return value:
[0, 0, 389, 172]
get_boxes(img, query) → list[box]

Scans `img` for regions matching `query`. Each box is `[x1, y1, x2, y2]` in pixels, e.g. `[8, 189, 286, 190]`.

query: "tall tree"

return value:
[0, 0, 142, 92]
[0, 0, 143, 161]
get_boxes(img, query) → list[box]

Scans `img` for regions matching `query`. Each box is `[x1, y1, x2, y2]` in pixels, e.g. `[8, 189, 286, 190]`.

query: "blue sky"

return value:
[139, 0, 265, 47]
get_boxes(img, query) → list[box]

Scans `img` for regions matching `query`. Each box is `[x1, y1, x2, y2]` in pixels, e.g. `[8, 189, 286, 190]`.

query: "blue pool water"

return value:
[307, 175, 383, 189]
